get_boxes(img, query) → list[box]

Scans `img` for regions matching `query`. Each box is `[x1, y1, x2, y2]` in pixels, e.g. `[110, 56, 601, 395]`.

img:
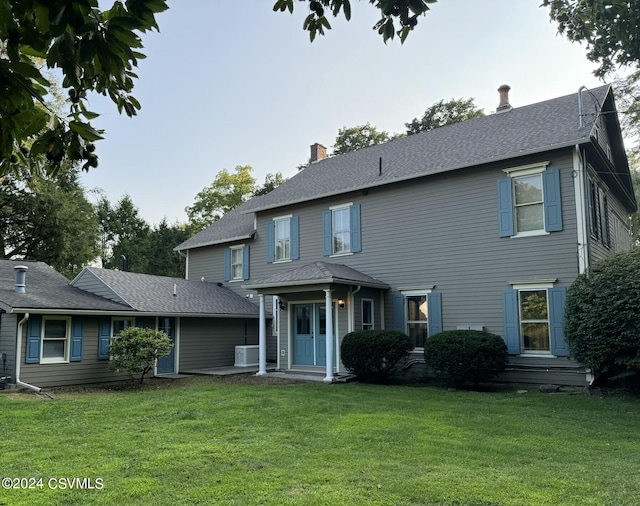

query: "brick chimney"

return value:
[14, 265, 28, 294]
[310, 143, 327, 163]
[496, 84, 512, 113]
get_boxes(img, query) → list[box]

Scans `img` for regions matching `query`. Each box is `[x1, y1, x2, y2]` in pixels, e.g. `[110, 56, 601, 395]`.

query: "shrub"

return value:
[109, 327, 174, 384]
[565, 248, 640, 386]
[424, 330, 508, 387]
[341, 330, 413, 383]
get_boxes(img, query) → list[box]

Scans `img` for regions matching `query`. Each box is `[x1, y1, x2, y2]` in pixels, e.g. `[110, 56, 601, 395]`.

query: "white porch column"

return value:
[257, 293, 267, 376]
[324, 288, 334, 383]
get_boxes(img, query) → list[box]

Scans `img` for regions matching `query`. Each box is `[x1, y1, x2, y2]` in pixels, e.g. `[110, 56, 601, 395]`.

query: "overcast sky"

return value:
[80, 0, 604, 226]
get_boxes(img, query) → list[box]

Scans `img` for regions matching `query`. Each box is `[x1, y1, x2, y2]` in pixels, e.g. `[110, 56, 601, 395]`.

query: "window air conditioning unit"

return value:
[234, 345, 260, 367]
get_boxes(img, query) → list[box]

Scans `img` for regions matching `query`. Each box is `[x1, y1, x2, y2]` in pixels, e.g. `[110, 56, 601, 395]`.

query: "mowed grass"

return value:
[1, 376, 639, 506]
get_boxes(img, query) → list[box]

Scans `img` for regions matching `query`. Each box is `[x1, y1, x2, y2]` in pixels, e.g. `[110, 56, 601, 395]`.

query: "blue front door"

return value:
[157, 317, 176, 374]
[292, 304, 335, 366]
[293, 305, 314, 365]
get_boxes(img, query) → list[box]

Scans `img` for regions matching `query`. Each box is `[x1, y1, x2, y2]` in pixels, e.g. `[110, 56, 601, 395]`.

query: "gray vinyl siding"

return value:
[0, 313, 17, 381]
[250, 151, 579, 341]
[185, 149, 588, 381]
[71, 273, 127, 305]
[20, 317, 129, 387]
[178, 317, 258, 370]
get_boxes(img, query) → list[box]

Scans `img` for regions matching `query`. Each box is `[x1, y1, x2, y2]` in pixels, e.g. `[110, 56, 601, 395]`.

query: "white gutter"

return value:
[15, 313, 42, 393]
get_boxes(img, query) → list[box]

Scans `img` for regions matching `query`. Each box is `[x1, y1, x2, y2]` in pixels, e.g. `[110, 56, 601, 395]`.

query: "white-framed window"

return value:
[230, 246, 244, 280]
[275, 217, 291, 261]
[112, 318, 134, 337]
[498, 162, 562, 238]
[332, 206, 351, 255]
[513, 172, 544, 234]
[406, 293, 428, 348]
[362, 299, 374, 330]
[519, 289, 551, 353]
[41, 317, 71, 363]
[589, 176, 611, 247]
[323, 204, 361, 256]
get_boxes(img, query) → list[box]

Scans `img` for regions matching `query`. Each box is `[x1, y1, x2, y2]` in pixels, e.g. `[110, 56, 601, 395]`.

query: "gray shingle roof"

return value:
[174, 194, 266, 252]
[177, 85, 612, 251]
[243, 261, 389, 290]
[73, 268, 260, 316]
[0, 260, 132, 312]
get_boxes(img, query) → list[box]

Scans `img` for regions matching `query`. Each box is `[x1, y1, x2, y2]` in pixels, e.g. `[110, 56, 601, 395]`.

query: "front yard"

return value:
[1, 376, 639, 505]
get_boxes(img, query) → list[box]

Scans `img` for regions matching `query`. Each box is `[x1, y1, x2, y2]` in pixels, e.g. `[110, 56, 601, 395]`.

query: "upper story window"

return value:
[588, 176, 610, 247]
[498, 162, 563, 238]
[275, 218, 291, 261]
[267, 216, 299, 263]
[323, 204, 361, 256]
[332, 207, 351, 254]
[225, 245, 249, 281]
[513, 174, 544, 233]
[231, 246, 244, 279]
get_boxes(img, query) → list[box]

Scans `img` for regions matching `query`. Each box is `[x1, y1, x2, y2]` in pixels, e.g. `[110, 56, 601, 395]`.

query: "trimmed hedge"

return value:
[424, 330, 508, 387]
[341, 330, 413, 383]
[565, 247, 640, 386]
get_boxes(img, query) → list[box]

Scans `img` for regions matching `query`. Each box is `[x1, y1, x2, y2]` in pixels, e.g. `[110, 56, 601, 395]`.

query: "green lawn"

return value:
[1, 376, 639, 506]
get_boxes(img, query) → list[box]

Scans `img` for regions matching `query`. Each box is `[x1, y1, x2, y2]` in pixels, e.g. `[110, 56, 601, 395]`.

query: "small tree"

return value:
[341, 330, 413, 383]
[109, 327, 173, 384]
[424, 330, 508, 388]
[565, 248, 640, 386]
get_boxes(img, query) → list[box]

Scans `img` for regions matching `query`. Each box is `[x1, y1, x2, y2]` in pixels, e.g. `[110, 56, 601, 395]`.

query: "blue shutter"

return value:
[543, 169, 563, 232]
[223, 248, 231, 281]
[70, 319, 83, 362]
[497, 177, 514, 237]
[549, 287, 568, 356]
[98, 318, 111, 360]
[242, 245, 250, 280]
[392, 294, 405, 333]
[290, 216, 300, 260]
[427, 293, 442, 336]
[322, 210, 332, 256]
[25, 316, 41, 364]
[502, 290, 520, 354]
[350, 204, 361, 253]
[267, 221, 275, 263]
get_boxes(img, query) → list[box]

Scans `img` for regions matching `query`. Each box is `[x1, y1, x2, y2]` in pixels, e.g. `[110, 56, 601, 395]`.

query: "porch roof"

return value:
[243, 261, 389, 292]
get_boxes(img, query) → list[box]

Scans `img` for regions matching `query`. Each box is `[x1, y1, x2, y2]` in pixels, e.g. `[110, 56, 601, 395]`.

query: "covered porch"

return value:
[243, 261, 389, 382]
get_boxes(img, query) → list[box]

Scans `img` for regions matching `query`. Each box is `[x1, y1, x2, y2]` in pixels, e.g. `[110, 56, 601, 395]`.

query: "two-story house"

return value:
[176, 84, 636, 386]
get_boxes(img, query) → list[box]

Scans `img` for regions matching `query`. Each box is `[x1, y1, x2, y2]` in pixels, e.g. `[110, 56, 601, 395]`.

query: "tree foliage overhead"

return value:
[543, 0, 640, 78]
[96, 193, 150, 272]
[186, 166, 287, 231]
[332, 122, 397, 155]
[0, 165, 100, 277]
[0, 0, 168, 177]
[185, 165, 257, 232]
[273, 0, 436, 43]
[405, 97, 485, 135]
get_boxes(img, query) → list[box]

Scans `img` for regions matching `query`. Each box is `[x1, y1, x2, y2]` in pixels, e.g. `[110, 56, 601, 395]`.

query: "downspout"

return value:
[15, 313, 42, 392]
